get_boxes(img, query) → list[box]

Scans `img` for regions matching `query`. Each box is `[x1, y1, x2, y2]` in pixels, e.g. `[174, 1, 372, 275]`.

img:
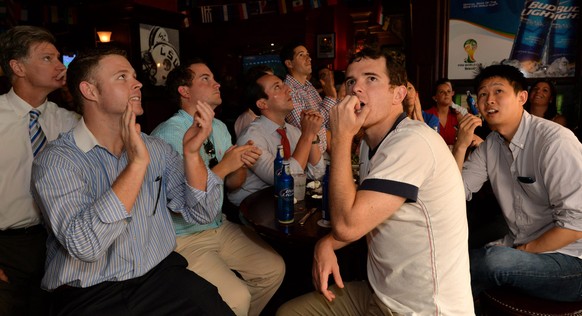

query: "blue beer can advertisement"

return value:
[448, 0, 579, 79]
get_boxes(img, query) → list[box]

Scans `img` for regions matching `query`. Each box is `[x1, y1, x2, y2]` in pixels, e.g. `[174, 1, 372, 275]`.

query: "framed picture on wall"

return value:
[139, 23, 181, 86]
[317, 33, 335, 59]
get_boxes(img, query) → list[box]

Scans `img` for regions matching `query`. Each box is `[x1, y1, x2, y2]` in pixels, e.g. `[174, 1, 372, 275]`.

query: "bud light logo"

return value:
[280, 188, 294, 198]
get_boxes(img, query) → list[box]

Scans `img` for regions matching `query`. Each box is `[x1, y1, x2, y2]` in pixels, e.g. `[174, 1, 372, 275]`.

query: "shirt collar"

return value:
[369, 112, 408, 159]
[177, 109, 194, 123]
[493, 111, 529, 151]
[73, 117, 102, 153]
[510, 111, 530, 150]
[285, 74, 313, 90]
[257, 115, 288, 134]
[7, 88, 48, 117]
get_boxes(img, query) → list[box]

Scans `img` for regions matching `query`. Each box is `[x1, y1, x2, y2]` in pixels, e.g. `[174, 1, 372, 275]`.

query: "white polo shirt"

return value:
[359, 117, 473, 315]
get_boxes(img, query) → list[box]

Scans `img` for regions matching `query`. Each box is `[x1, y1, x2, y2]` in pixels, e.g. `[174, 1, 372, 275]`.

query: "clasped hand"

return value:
[330, 95, 369, 139]
[183, 101, 215, 156]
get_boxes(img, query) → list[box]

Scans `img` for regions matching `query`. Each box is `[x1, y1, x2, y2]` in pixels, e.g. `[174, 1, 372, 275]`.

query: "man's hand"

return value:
[455, 114, 483, 150]
[330, 95, 369, 140]
[312, 235, 344, 302]
[240, 140, 262, 169]
[183, 101, 214, 156]
[121, 101, 150, 168]
[300, 109, 324, 137]
[217, 142, 261, 174]
[319, 68, 337, 99]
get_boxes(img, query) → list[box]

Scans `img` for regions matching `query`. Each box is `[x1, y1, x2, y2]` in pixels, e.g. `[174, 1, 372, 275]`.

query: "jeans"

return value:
[471, 246, 582, 302]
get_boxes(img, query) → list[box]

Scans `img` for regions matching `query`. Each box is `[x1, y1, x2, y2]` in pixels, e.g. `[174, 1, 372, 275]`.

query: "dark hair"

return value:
[244, 69, 271, 114]
[0, 25, 56, 80]
[347, 46, 407, 87]
[473, 64, 528, 96]
[433, 78, 452, 96]
[524, 79, 558, 119]
[280, 41, 304, 71]
[165, 57, 207, 109]
[239, 65, 273, 115]
[67, 47, 127, 113]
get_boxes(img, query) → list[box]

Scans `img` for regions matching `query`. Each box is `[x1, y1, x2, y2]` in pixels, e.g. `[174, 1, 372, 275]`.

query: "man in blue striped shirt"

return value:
[31, 47, 234, 315]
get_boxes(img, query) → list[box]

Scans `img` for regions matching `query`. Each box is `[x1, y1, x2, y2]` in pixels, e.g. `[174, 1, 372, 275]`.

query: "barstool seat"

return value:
[480, 287, 582, 316]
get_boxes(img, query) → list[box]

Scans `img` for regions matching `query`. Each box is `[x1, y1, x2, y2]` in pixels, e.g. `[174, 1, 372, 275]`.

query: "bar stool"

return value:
[479, 287, 582, 316]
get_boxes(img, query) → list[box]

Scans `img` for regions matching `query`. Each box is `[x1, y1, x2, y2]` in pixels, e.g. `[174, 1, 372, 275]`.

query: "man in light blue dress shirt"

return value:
[228, 71, 325, 207]
[31, 48, 234, 315]
[151, 60, 285, 316]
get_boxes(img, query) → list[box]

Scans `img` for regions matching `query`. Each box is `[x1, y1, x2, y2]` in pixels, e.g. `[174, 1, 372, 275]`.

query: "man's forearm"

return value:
[112, 161, 148, 214]
[518, 226, 582, 253]
[184, 152, 208, 191]
[452, 144, 468, 173]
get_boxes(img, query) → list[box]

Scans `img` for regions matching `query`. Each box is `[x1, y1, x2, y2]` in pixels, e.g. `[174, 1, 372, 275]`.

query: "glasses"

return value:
[204, 140, 219, 168]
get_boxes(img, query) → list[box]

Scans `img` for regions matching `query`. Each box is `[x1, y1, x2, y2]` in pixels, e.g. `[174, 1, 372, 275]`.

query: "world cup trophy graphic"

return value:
[464, 39, 478, 63]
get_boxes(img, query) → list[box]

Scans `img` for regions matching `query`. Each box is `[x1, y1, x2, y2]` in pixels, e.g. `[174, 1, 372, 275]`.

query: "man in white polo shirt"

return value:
[277, 46, 473, 315]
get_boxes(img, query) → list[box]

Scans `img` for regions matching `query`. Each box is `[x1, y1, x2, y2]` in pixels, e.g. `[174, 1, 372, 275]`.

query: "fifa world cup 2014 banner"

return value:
[448, 0, 579, 79]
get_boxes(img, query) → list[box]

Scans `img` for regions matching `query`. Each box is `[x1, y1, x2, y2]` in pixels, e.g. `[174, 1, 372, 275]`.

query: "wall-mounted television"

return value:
[62, 54, 76, 69]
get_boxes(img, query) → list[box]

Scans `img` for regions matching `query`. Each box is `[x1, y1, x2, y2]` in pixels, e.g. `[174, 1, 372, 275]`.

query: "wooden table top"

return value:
[239, 186, 331, 245]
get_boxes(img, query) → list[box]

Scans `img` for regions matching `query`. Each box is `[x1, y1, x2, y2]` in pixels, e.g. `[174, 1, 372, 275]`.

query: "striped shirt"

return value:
[31, 119, 222, 290]
[284, 74, 335, 153]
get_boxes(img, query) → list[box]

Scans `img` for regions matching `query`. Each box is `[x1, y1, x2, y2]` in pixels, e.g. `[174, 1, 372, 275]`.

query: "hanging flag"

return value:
[248, 2, 260, 16]
[222, 5, 229, 21]
[200, 6, 212, 23]
[181, 10, 191, 27]
[50, 5, 58, 23]
[292, 0, 304, 12]
[376, 1, 383, 25]
[310, 0, 320, 9]
[0, 0, 6, 20]
[260, 0, 277, 14]
[278, 0, 287, 14]
[238, 3, 248, 20]
[67, 7, 77, 24]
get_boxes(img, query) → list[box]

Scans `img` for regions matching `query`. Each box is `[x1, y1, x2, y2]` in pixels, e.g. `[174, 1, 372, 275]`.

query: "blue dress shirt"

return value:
[32, 119, 222, 290]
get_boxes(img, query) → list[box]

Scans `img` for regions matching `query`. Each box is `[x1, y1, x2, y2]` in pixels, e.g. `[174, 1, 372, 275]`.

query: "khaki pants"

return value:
[176, 219, 285, 316]
[276, 281, 400, 316]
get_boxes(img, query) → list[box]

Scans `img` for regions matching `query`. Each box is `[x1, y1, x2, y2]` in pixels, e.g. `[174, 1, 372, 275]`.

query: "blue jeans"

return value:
[470, 246, 582, 302]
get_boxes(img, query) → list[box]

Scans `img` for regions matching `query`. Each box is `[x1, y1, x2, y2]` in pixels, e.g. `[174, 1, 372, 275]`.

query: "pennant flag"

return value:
[200, 6, 212, 23]
[181, 10, 191, 28]
[0, 0, 6, 19]
[278, 0, 287, 14]
[248, 2, 260, 16]
[260, 0, 277, 14]
[292, 0, 304, 12]
[50, 5, 58, 23]
[67, 7, 77, 24]
[222, 5, 229, 21]
[376, 1, 383, 25]
[238, 3, 248, 20]
[310, 0, 320, 9]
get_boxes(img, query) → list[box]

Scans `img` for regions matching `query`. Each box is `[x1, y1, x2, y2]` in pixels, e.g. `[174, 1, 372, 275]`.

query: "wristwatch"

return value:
[312, 134, 321, 144]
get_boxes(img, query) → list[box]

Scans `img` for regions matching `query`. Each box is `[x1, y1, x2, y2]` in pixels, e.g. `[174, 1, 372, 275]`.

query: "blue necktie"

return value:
[29, 110, 47, 157]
